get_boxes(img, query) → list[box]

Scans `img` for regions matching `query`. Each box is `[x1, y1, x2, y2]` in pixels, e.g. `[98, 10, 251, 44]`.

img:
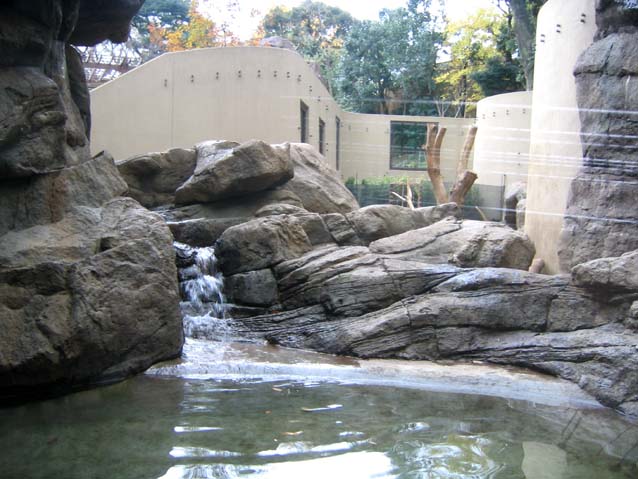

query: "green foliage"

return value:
[130, 0, 191, 60]
[133, 0, 190, 30]
[435, 8, 524, 117]
[337, 0, 442, 115]
[471, 57, 522, 97]
[259, 1, 357, 91]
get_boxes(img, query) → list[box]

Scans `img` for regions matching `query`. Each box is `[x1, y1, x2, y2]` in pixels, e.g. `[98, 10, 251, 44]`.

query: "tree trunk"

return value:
[424, 124, 449, 204]
[449, 170, 478, 206]
[457, 126, 478, 176]
[509, 0, 536, 90]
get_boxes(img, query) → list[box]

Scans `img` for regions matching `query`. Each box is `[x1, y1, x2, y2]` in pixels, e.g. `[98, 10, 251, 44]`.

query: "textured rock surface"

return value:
[168, 217, 245, 247]
[346, 203, 460, 245]
[216, 216, 313, 275]
[370, 217, 536, 270]
[117, 148, 197, 208]
[0, 0, 183, 400]
[558, 5, 638, 271]
[219, 245, 638, 416]
[276, 143, 359, 214]
[0, 198, 183, 396]
[0, 151, 126, 236]
[572, 250, 638, 292]
[225, 269, 279, 307]
[175, 140, 294, 205]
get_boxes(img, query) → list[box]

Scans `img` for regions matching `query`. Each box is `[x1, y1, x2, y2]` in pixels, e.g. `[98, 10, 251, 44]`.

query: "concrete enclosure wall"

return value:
[91, 46, 474, 181]
[524, 0, 596, 274]
[473, 91, 533, 191]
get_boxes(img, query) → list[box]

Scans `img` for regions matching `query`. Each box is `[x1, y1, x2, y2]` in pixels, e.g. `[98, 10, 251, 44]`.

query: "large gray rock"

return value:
[276, 143, 359, 214]
[164, 188, 304, 222]
[221, 244, 637, 415]
[346, 203, 460, 244]
[117, 148, 197, 208]
[370, 217, 536, 270]
[216, 216, 313, 275]
[572, 250, 638, 293]
[0, 198, 183, 395]
[168, 217, 245, 248]
[0, 0, 182, 400]
[558, 29, 638, 271]
[225, 269, 279, 307]
[175, 140, 294, 205]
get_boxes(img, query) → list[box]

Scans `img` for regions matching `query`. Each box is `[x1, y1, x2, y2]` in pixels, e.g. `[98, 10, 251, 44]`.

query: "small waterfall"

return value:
[175, 242, 232, 340]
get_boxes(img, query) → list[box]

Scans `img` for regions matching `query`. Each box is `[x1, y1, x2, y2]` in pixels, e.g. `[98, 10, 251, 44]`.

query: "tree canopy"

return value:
[337, 0, 442, 115]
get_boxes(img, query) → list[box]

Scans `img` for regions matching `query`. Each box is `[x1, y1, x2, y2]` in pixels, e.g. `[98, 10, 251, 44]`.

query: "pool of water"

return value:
[1, 346, 637, 479]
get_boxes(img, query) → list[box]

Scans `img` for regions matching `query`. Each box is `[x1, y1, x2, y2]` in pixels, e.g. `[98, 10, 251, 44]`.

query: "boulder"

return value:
[255, 203, 308, 217]
[168, 217, 245, 248]
[0, 198, 183, 395]
[572, 250, 638, 293]
[164, 188, 304, 222]
[346, 203, 460, 244]
[259, 36, 297, 50]
[225, 269, 279, 307]
[322, 213, 364, 246]
[216, 216, 313, 275]
[293, 213, 334, 246]
[0, 0, 181, 399]
[175, 140, 294, 205]
[370, 217, 536, 270]
[117, 148, 197, 208]
[276, 143, 359, 214]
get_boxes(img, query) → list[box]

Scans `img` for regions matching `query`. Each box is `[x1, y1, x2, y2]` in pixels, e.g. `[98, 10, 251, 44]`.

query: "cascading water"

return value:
[174, 242, 233, 340]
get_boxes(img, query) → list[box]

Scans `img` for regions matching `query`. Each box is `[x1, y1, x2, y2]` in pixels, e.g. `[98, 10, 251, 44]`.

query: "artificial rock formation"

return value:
[210, 243, 638, 417]
[0, 0, 183, 400]
[558, 1, 638, 270]
[118, 139, 361, 247]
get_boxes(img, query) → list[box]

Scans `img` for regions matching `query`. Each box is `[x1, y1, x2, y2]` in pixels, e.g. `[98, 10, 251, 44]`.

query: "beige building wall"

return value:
[91, 46, 473, 182]
[339, 112, 474, 182]
[92, 47, 342, 168]
[524, 0, 596, 274]
[474, 91, 533, 190]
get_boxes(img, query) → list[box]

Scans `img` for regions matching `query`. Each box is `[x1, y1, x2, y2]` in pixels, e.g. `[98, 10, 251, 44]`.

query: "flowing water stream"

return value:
[0, 245, 637, 479]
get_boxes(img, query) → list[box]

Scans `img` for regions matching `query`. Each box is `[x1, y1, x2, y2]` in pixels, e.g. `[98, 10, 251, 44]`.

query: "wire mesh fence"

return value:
[345, 181, 505, 222]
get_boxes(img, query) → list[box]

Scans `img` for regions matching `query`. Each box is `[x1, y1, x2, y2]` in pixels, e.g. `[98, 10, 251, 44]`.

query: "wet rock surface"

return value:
[219, 244, 638, 416]
[0, 0, 182, 400]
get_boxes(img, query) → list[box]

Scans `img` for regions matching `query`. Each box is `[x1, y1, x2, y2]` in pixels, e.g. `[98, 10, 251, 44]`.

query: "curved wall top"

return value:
[90, 46, 474, 182]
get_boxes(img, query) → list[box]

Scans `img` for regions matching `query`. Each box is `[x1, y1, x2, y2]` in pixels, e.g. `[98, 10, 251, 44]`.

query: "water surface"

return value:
[1, 371, 636, 479]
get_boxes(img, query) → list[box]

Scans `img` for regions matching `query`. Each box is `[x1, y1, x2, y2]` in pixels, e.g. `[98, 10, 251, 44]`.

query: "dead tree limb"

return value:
[424, 123, 448, 204]
[449, 170, 478, 206]
[458, 126, 478, 176]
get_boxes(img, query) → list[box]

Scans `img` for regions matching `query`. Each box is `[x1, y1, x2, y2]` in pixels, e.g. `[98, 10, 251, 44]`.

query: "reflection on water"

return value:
[0, 375, 636, 479]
